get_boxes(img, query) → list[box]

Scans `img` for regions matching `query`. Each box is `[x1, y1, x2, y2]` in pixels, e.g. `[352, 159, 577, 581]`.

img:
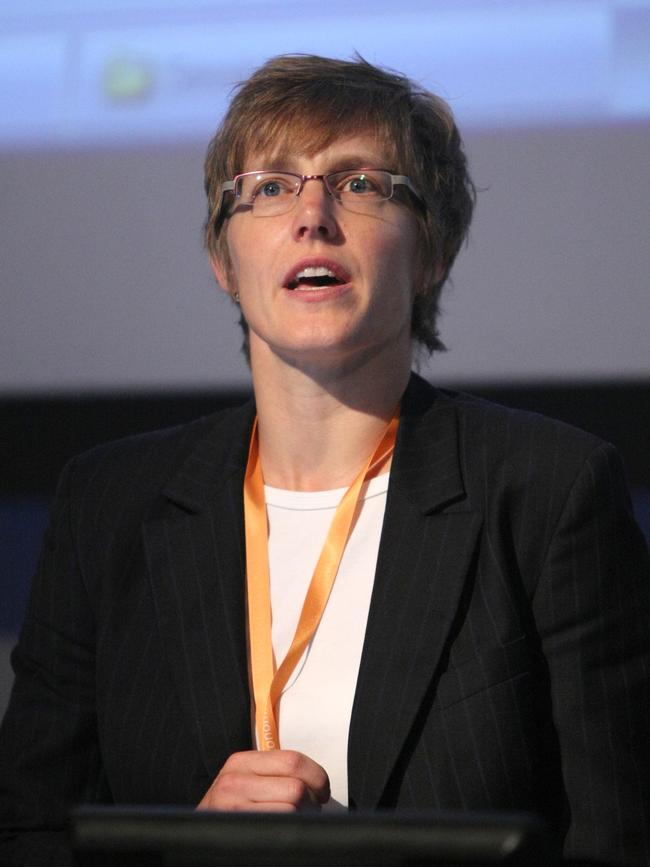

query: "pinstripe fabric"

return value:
[1, 374, 648, 866]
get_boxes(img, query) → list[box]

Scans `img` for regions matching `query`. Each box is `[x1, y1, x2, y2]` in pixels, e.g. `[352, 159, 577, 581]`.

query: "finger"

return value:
[221, 750, 330, 804]
[198, 771, 321, 811]
[201, 802, 298, 813]
[264, 750, 330, 803]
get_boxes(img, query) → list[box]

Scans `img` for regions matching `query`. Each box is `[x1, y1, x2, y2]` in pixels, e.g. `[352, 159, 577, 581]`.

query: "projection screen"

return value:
[2, 0, 649, 392]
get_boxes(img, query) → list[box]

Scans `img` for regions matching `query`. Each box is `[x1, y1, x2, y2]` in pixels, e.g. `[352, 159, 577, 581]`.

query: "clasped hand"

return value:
[197, 749, 331, 812]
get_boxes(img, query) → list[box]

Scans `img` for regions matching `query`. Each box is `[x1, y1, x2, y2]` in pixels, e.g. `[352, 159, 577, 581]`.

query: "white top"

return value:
[259, 473, 389, 809]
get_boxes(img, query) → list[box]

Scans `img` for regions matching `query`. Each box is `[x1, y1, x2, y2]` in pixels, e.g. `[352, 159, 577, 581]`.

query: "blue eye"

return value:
[334, 172, 385, 197]
[348, 176, 371, 194]
[260, 181, 282, 197]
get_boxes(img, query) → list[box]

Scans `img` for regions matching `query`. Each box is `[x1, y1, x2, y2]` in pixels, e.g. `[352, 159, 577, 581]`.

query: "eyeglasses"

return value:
[219, 169, 422, 218]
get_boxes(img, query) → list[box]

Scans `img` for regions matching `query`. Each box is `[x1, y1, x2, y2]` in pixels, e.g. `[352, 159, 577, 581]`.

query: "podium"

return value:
[70, 806, 551, 866]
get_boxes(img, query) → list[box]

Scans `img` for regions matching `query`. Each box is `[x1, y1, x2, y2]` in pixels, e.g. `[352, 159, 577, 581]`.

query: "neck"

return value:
[250, 347, 411, 491]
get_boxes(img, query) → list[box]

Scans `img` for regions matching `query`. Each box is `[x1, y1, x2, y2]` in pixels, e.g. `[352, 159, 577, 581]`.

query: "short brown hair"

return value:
[204, 53, 475, 354]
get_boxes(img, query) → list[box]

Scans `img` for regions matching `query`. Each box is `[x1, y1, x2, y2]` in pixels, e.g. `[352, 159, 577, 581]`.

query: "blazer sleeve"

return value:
[0, 457, 109, 867]
[531, 441, 650, 866]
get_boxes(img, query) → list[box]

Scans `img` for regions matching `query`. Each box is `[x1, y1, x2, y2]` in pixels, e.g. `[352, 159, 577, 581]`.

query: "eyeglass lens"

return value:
[237, 170, 395, 216]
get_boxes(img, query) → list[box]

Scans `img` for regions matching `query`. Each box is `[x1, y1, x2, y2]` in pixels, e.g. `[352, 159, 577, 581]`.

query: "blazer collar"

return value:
[160, 398, 255, 513]
[391, 373, 468, 515]
[158, 372, 465, 516]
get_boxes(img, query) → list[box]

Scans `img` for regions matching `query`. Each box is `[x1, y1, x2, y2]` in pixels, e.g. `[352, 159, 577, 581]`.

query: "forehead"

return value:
[242, 128, 397, 173]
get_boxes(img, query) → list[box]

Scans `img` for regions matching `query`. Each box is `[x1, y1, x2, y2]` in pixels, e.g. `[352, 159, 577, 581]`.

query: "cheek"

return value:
[226, 221, 278, 293]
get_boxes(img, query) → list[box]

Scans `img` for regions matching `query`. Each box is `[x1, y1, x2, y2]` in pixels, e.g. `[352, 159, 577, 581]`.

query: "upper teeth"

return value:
[295, 266, 336, 280]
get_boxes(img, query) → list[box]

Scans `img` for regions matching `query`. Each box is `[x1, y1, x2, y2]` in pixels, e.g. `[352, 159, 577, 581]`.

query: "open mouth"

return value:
[285, 264, 349, 291]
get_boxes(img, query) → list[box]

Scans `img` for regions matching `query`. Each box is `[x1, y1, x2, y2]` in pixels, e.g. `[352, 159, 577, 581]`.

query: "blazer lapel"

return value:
[348, 376, 482, 808]
[142, 400, 256, 779]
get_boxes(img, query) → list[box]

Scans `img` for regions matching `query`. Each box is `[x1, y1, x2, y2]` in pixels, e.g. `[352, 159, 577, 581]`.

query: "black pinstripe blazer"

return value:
[1, 374, 649, 866]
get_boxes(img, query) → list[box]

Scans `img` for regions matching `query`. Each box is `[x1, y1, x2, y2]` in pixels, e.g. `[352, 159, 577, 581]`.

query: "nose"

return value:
[292, 176, 339, 240]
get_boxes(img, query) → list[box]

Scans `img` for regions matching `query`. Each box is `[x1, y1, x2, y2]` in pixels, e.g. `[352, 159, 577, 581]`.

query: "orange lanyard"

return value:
[244, 411, 399, 750]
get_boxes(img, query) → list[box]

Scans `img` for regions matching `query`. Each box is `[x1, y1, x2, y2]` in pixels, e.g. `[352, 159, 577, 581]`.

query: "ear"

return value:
[210, 255, 236, 297]
[433, 260, 446, 285]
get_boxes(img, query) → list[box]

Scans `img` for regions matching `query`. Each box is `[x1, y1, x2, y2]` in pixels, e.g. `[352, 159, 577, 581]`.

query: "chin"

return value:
[273, 325, 358, 357]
